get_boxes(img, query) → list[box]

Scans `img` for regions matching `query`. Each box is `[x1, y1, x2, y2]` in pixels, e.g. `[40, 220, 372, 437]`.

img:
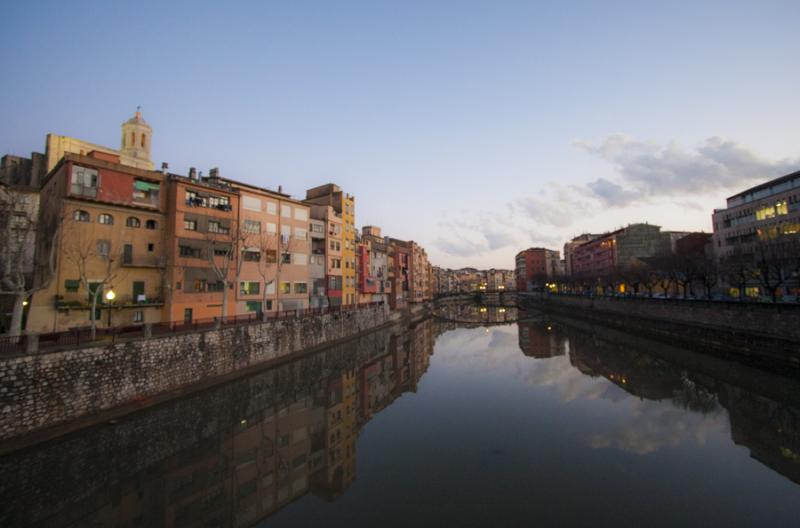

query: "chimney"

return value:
[161, 162, 169, 175]
[188, 167, 197, 180]
[209, 167, 220, 179]
[278, 185, 283, 193]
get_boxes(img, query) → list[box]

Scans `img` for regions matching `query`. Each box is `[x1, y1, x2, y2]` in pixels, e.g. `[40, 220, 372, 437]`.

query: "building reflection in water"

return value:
[516, 310, 800, 486]
[3, 311, 799, 527]
[0, 320, 436, 528]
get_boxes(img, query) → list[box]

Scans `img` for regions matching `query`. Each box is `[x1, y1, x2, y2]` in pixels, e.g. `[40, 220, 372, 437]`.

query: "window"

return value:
[281, 204, 292, 218]
[266, 222, 277, 234]
[281, 225, 291, 242]
[147, 243, 154, 252]
[281, 253, 291, 264]
[141, 133, 146, 147]
[245, 301, 261, 313]
[146, 220, 157, 230]
[214, 248, 230, 257]
[280, 282, 291, 294]
[208, 220, 229, 234]
[73, 210, 90, 222]
[64, 279, 80, 292]
[294, 282, 307, 294]
[294, 227, 307, 240]
[133, 310, 143, 323]
[179, 245, 202, 258]
[243, 250, 260, 262]
[184, 219, 197, 231]
[328, 276, 342, 290]
[133, 180, 160, 206]
[329, 240, 340, 251]
[294, 208, 308, 221]
[311, 223, 324, 234]
[184, 308, 192, 322]
[208, 281, 225, 292]
[265, 282, 276, 294]
[176, 281, 182, 290]
[240, 281, 260, 295]
[292, 253, 307, 265]
[70, 166, 98, 197]
[96, 240, 111, 258]
[265, 249, 277, 263]
[126, 217, 141, 228]
[331, 258, 341, 269]
[311, 254, 325, 266]
[244, 220, 261, 234]
[243, 196, 261, 211]
[266, 201, 277, 215]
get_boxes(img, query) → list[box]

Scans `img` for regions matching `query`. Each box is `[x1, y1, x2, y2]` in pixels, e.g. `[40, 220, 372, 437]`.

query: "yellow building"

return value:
[304, 184, 356, 305]
[45, 109, 154, 171]
[27, 151, 168, 333]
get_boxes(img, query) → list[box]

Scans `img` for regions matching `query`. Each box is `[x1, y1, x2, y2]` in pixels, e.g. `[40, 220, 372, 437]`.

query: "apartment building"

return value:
[309, 218, 327, 308]
[309, 205, 343, 307]
[563, 234, 600, 276]
[385, 238, 410, 309]
[712, 169, 800, 260]
[515, 248, 561, 291]
[165, 169, 239, 323]
[305, 184, 356, 305]
[571, 223, 671, 278]
[27, 151, 168, 332]
[221, 176, 312, 314]
[357, 226, 388, 304]
[408, 241, 432, 303]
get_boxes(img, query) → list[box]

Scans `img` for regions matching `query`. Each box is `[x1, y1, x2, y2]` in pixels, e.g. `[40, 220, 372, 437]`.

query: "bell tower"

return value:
[120, 107, 153, 168]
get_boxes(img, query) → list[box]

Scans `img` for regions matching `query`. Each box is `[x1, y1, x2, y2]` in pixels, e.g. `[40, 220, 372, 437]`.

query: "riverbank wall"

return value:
[0, 304, 392, 447]
[521, 294, 800, 371]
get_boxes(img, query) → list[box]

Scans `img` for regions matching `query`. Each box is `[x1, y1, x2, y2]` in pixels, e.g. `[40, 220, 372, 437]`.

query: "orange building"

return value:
[164, 169, 239, 323]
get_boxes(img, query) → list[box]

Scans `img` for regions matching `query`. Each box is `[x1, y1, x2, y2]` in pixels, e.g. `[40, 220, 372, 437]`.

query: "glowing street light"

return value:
[105, 289, 116, 301]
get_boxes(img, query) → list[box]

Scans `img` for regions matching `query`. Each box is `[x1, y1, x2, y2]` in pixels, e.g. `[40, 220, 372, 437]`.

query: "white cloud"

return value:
[574, 134, 800, 206]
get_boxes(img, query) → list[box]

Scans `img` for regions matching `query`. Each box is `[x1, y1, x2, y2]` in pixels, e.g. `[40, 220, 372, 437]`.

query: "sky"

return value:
[1, 1, 798, 269]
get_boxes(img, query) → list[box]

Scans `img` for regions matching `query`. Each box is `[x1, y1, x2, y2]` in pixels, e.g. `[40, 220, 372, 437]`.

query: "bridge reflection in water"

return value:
[2, 308, 800, 527]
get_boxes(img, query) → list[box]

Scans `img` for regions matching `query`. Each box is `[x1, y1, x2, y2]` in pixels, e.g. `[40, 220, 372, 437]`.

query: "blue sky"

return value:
[2, 1, 798, 268]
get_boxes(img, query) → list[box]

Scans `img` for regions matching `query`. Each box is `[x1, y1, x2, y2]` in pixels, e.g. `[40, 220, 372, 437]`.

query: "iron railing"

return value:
[0, 301, 385, 356]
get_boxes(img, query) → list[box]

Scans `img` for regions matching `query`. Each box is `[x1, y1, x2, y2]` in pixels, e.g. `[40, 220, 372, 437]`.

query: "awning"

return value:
[134, 180, 160, 191]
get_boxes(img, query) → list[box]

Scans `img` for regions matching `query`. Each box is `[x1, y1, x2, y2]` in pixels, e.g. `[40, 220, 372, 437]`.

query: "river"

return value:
[2, 307, 799, 527]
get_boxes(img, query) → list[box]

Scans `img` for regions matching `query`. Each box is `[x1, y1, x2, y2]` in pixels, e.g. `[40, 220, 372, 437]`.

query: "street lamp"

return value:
[105, 289, 116, 327]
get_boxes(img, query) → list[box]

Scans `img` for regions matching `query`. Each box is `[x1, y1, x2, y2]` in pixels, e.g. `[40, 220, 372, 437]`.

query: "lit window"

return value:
[280, 282, 291, 294]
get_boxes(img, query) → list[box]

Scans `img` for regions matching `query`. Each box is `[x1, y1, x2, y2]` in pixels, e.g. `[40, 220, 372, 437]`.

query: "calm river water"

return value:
[2, 308, 800, 527]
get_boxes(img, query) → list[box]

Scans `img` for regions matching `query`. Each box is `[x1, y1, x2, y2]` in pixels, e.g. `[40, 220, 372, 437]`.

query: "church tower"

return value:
[120, 108, 153, 169]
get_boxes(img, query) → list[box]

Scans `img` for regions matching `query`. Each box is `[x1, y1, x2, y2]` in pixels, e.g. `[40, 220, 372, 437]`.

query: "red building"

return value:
[514, 248, 560, 291]
[572, 232, 618, 278]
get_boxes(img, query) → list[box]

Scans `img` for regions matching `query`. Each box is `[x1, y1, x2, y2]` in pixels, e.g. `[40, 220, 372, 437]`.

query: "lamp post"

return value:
[105, 288, 116, 327]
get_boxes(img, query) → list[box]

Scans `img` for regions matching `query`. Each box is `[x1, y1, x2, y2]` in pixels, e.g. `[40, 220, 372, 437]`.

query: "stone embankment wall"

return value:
[522, 294, 800, 369]
[0, 304, 388, 444]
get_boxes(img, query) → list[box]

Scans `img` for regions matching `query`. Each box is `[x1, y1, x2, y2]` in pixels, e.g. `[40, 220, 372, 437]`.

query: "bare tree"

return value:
[696, 257, 719, 300]
[62, 220, 125, 340]
[0, 186, 60, 337]
[204, 218, 244, 321]
[752, 239, 790, 302]
[720, 247, 754, 301]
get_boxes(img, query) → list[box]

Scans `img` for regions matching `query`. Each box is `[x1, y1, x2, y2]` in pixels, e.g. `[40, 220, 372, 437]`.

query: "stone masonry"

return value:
[0, 304, 389, 443]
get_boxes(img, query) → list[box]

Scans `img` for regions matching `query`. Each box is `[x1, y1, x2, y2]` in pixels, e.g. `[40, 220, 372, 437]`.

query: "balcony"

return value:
[122, 255, 167, 268]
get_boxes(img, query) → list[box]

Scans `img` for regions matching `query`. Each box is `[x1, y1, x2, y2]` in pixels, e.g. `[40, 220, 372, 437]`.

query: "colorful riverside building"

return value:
[385, 238, 411, 309]
[221, 176, 311, 313]
[304, 184, 356, 305]
[27, 150, 169, 332]
[356, 226, 389, 305]
[164, 169, 239, 322]
[308, 204, 344, 307]
[515, 248, 561, 291]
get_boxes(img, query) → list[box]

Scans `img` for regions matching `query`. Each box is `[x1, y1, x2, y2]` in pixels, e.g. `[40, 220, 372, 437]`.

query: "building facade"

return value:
[515, 248, 561, 291]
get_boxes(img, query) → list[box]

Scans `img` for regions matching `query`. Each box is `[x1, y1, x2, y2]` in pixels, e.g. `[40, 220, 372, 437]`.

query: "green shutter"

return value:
[64, 279, 80, 292]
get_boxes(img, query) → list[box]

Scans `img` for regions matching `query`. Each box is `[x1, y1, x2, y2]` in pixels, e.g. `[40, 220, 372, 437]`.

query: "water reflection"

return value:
[2, 309, 800, 527]
[517, 311, 800, 484]
[0, 321, 436, 528]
